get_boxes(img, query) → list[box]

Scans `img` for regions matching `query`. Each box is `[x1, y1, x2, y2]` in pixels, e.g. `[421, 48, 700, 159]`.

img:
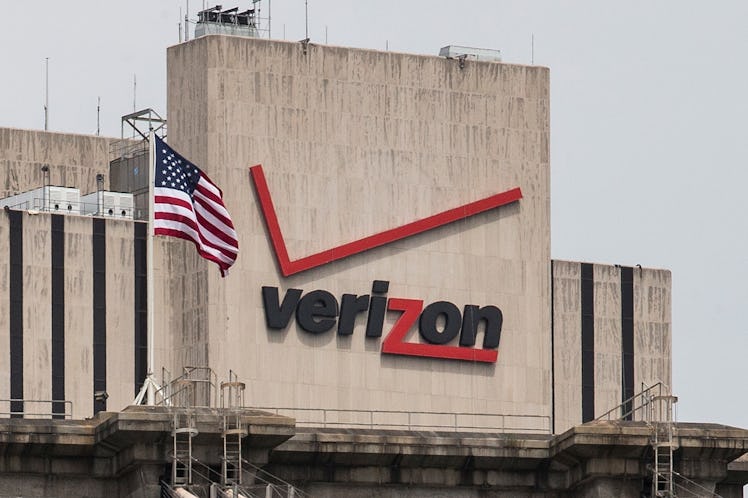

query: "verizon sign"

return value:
[251, 165, 522, 363]
[262, 281, 502, 363]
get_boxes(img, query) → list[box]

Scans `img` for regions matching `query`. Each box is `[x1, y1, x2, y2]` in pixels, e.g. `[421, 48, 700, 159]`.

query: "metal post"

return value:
[132, 132, 160, 406]
[146, 130, 156, 405]
[44, 58, 49, 131]
[96, 174, 104, 215]
[41, 165, 49, 211]
[185, 0, 190, 41]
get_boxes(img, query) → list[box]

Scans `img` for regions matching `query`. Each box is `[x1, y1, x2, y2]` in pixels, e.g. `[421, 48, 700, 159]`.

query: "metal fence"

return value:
[0, 398, 73, 419]
[253, 406, 551, 434]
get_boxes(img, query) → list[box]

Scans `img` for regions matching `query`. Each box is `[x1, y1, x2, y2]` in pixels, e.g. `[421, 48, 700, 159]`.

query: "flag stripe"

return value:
[194, 205, 239, 246]
[155, 213, 237, 262]
[194, 190, 235, 231]
[155, 228, 233, 271]
[156, 201, 238, 255]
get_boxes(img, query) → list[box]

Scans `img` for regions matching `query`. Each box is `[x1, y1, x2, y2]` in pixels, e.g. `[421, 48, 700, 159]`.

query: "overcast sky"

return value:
[1, 1, 746, 428]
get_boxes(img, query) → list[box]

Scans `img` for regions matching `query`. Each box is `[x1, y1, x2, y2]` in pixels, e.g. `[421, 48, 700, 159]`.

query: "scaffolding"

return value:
[171, 409, 198, 487]
[156, 368, 305, 498]
[221, 370, 247, 487]
[647, 391, 678, 497]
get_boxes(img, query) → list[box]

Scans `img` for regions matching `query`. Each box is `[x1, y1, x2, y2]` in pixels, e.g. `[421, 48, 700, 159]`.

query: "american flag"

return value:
[153, 135, 238, 276]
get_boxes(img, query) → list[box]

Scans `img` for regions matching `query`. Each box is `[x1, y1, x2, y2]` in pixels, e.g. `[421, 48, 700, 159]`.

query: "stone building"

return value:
[0, 33, 744, 497]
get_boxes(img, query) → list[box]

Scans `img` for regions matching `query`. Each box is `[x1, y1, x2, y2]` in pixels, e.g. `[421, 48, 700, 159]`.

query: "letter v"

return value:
[262, 287, 302, 329]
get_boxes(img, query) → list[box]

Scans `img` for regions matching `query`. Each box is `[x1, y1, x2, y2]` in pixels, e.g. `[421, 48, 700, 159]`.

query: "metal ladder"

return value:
[650, 393, 678, 497]
[171, 409, 198, 486]
[221, 370, 247, 487]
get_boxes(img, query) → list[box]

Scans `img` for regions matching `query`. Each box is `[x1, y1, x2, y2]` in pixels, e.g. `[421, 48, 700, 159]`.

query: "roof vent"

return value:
[439, 45, 502, 62]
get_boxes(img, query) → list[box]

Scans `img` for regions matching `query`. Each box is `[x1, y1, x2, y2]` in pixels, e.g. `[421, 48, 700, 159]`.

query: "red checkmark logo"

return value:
[250, 165, 522, 277]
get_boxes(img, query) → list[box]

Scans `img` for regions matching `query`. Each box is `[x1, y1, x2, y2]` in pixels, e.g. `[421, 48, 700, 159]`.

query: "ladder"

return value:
[650, 393, 678, 497]
[221, 371, 247, 487]
[172, 409, 199, 486]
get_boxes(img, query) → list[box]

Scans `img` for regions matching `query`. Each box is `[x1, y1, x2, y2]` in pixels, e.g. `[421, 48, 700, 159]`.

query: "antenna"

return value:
[325, 25, 328, 44]
[132, 75, 137, 138]
[179, 7, 183, 42]
[96, 97, 101, 136]
[185, 0, 190, 41]
[44, 57, 49, 131]
[133, 74, 137, 112]
[531, 33, 535, 64]
[305, 0, 308, 40]
[268, 0, 271, 38]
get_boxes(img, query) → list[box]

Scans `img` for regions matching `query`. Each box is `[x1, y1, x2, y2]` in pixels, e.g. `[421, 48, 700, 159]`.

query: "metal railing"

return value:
[156, 366, 219, 408]
[1, 197, 137, 219]
[161, 452, 305, 498]
[110, 137, 148, 160]
[671, 470, 724, 498]
[0, 398, 73, 419]
[595, 381, 673, 423]
[253, 406, 551, 434]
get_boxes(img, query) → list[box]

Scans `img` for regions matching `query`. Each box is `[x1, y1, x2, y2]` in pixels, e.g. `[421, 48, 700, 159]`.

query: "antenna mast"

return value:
[185, 0, 190, 41]
[44, 58, 49, 131]
[96, 97, 101, 136]
[133, 74, 137, 112]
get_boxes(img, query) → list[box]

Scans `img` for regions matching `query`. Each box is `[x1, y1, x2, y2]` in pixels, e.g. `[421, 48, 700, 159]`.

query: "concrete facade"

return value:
[165, 35, 552, 427]
[0, 209, 142, 418]
[0, 128, 113, 199]
[0, 412, 744, 498]
[552, 261, 671, 433]
[265, 422, 748, 497]
[0, 406, 294, 498]
[0, 37, 670, 431]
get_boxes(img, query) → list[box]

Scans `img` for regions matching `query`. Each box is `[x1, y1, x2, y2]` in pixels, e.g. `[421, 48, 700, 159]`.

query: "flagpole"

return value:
[134, 130, 160, 406]
[146, 129, 156, 405]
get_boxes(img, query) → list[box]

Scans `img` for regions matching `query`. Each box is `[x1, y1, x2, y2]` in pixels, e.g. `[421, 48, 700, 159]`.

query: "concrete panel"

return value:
[634, 267, 671, 391]
[160, 36, 211, 380]
[105, 218, 136, 412]
[63, 216, 93, 419]
[552, 260, 581, 434]
[22, 212, 51, 415]
[0, 128, 113, 199]
[593, 264, 622, 418]
[167, 36, 552, 424]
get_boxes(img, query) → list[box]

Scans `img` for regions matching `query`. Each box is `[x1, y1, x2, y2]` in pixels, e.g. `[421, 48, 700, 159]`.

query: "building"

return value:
[0, 32, 745, 497]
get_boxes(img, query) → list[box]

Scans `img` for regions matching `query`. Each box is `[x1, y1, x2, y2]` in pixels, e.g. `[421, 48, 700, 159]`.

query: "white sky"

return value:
[1, 1, 747, 428]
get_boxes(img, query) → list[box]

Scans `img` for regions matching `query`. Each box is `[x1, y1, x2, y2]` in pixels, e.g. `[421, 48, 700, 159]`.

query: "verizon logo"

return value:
[250, 165, 522, 276]
[250, 165, 521, 362]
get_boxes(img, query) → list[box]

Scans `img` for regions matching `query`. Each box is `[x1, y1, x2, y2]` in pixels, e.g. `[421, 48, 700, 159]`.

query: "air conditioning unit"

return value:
[0, 186, 81, 214]
[81, 191, 134, 219]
